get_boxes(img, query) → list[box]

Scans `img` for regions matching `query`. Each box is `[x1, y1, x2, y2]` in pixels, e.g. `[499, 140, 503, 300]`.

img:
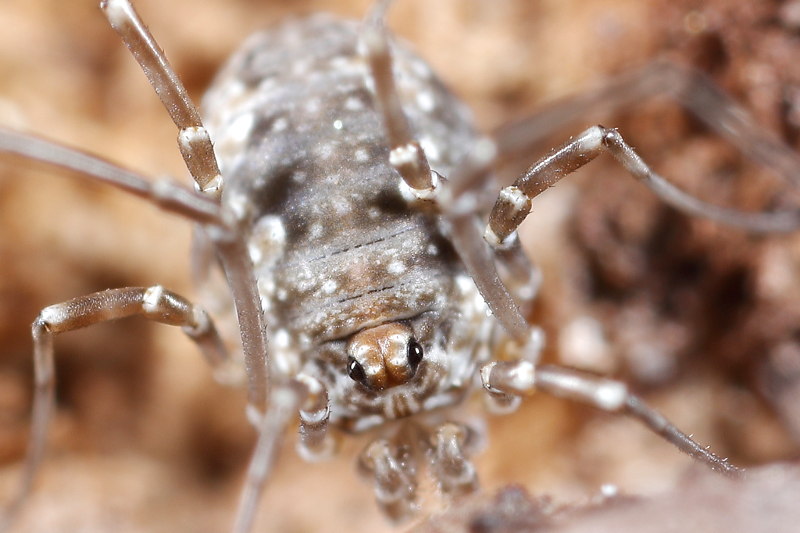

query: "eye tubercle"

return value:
[346, 322, 423, 390]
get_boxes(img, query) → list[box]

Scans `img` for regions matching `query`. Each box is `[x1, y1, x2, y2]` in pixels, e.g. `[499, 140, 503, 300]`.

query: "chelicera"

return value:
[2, 1, 800, 532]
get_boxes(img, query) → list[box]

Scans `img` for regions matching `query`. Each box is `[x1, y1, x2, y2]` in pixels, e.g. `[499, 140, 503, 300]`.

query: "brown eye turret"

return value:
[346, 322, 422, 390]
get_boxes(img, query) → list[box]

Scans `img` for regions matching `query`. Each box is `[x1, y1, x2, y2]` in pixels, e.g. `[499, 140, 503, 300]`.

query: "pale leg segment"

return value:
[361, 12, 438, 197]
[481, 361, 743, 477]
[1, 286, 229, 531]
[100, 0, 223, 196]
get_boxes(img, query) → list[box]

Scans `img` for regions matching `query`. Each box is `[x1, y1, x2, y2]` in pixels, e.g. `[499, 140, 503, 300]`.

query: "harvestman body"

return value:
[3, 1, 800, 532]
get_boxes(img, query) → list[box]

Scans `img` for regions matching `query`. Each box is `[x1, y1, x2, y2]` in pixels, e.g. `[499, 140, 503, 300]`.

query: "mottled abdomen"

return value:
[202, 15, 480, 360]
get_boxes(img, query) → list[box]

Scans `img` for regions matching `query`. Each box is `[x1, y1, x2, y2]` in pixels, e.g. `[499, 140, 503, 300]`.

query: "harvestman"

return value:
[2, 1, 800, 532]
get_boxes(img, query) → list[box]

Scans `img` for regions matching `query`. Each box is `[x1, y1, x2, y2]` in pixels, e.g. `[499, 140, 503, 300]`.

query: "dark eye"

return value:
[407, 339, 424, 371]
[347, 357, 368, 386]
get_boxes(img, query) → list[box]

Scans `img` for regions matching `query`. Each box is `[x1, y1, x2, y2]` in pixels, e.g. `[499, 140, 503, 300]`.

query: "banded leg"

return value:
[100, 0, 223, 196]
[359, 438, 418, 522]
[96, 0, 271, 406]
[485, 125, 800, 249]
[362, 7, 438, 198]
[0, 125, 269, 412]
[440, 63, 800, 345]
[481, 361, 743, 477]
[428, 422, 479, 498]
[1, 286, 229, 530]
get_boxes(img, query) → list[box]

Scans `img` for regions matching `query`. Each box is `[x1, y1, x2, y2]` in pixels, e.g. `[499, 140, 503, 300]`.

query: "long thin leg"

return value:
[1, 286, 229, 531]
[485, 125, 800, 249]
[0, 125, 269, 412]
[438, 62, 800, 342]
[100, 0, 223, 196]
[481, 361, 743, 477]
[232, 383, 304, 533]
[0, 127, 220, 225]
[361, 5, 438, 198]
[492, 60, 800, 189]
[98, 0, 271, 411]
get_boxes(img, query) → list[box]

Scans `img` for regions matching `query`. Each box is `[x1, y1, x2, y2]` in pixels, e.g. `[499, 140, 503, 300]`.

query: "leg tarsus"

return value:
[481, 361, 743, 477]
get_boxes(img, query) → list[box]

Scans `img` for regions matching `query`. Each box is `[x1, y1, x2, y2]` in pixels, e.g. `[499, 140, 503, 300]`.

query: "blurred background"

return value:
[1, 0, 799, 531]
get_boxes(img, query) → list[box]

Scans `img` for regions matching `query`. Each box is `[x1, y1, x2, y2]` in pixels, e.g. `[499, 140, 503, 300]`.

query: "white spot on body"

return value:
[248, 216, 287, 265]
[309, 223, 324, 239]
[321, 279, 338, 294]
[333, 199, 352, 216]
[345, 96, 364, 111]
[292, 58, 312, 77]
[333, 119, 343, 130]
[227, 113, 254, 143]
[274, 328, 291, 349]
[317, 143, 335, 159]
[305, 98, 321, 114]
[258, 76, 278, 93]
[257, 278, 276, 308]
[416, 91, 435, 112]
[387, 260, 405, 275]
[227, 190, 251, 221]
[354, 148, 369, 162]
[273, 116, 289, 132]
[410, 58, 432, 79]
[272, 329, 301, 377]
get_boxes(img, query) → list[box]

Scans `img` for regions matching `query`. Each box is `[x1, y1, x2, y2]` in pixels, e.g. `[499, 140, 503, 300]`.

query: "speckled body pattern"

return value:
[203, 16, 495, 431]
